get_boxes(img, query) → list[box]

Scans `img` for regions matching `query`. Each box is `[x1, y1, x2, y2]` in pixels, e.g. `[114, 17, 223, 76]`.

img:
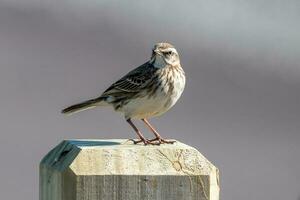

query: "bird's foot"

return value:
[130, 138, 161, 145]
[148, 137, 176, 145]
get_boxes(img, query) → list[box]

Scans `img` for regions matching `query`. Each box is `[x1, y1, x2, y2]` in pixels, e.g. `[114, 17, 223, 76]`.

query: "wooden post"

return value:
[40, 139, 219, 200]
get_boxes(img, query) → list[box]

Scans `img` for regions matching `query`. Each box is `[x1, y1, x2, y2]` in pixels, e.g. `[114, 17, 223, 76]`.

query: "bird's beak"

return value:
[154, 49, 162, 56]
[151, 49, 160, 59]
[150, 49, 163, 64]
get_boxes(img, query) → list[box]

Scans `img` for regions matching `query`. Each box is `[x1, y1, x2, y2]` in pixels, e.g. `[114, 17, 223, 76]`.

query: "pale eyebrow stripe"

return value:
[162, 47, 177, 53]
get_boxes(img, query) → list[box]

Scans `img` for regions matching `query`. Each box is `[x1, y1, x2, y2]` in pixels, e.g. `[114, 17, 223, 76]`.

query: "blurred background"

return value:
[0, 0, 299, 199]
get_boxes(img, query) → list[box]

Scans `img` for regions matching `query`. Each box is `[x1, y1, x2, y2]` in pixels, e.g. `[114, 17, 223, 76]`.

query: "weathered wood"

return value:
[40, 139, 219, 200]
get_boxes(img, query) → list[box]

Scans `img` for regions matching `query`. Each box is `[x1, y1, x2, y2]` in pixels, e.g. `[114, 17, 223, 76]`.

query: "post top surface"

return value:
[40, 139, 218, 177]
[65, 139, 193, 149]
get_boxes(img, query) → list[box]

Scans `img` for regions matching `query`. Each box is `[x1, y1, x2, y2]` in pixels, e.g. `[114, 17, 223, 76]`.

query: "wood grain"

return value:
[40, 139, 219, 200]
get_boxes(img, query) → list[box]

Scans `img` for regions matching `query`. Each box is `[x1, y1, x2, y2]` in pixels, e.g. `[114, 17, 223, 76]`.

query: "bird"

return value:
[62, 42, 185, 145]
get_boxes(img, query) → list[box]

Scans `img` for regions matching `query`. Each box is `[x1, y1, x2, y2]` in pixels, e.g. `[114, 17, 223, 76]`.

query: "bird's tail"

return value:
[61, 98, 103, 115]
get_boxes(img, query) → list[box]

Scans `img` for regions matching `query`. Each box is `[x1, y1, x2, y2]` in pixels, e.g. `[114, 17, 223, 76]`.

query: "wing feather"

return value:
[101, 62, 157, 96]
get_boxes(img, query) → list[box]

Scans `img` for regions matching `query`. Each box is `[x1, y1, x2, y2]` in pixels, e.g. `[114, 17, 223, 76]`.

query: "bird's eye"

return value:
[164, 51, 172, 55]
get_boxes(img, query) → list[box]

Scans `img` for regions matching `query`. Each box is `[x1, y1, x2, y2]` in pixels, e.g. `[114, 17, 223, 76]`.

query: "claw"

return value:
[130, 139, 161, 145]
[147, 137, 176, 145]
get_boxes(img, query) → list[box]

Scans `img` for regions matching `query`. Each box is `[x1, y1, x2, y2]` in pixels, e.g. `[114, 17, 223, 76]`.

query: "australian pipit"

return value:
[62, 42, 185, 145]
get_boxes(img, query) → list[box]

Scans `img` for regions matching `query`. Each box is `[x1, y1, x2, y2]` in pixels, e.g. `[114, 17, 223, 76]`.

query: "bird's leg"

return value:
[126, 118, 157, 145]
[141, 119, 175, 144]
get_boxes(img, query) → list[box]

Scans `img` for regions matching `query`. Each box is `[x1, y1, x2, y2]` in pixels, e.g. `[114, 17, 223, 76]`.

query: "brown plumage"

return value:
[62, 42, 185, 145]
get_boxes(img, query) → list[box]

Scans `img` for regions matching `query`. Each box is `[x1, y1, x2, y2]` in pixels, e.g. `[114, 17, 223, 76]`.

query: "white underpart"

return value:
[120, 68, 185, 119]
[170, 69, 185, 107]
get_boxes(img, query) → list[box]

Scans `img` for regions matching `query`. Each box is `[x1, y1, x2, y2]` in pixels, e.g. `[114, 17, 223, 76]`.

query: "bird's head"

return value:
[150, 42, 180, 68]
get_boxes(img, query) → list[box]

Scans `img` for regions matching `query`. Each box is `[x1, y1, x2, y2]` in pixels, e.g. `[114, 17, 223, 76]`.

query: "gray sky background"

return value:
[0, 1, 299, 199]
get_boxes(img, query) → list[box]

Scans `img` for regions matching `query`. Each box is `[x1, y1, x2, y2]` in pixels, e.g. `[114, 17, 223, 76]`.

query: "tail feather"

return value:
[61, 98, 102, 115]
